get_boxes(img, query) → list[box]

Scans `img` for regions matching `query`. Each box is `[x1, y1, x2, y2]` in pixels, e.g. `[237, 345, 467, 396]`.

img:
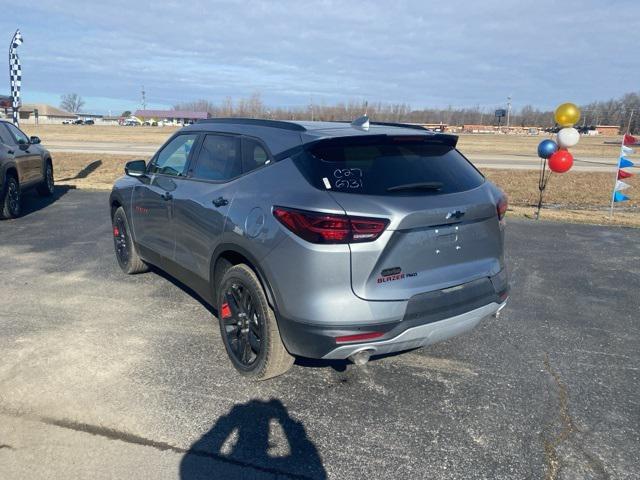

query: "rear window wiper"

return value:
[387, 182, 443, 192]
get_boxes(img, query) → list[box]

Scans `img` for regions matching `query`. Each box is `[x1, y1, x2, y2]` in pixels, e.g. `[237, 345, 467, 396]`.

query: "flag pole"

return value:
[609, 143, 621, 217]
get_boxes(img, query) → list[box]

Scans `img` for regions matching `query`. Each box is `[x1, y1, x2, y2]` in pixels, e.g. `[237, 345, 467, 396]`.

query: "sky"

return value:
[1, 0, 637, 114]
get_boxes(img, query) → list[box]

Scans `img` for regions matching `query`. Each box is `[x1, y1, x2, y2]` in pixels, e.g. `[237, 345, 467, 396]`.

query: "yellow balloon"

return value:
[554, 103, 581, 127]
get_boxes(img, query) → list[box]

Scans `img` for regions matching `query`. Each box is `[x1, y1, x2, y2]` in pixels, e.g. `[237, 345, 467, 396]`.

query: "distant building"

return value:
[0, 94, 12, 109]
[134, 109, 208, 125]
[18, 103, 77, 124]
[100, 115, 121, 125]
[419, 123, 448, 132]
[594, 125, 620, 136]
[462, 124, 495, 134]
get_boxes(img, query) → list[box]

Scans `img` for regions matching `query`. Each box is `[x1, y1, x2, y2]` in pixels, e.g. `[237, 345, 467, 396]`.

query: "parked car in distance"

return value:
[0, 119, 55, 219]
[109, 118, 509, 380]
[73, 119, 84, 125]
[62, 120, 73, 125]
[84, 119, 95, 125]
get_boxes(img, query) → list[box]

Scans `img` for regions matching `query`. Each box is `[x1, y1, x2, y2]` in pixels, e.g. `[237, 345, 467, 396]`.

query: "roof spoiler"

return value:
[369, 121, 431, 131]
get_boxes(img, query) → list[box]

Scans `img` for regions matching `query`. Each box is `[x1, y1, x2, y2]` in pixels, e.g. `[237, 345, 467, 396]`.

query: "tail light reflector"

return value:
[335, 331, 384, 344]
[497, 194, 508, 222]
[273, 206, 388, 244]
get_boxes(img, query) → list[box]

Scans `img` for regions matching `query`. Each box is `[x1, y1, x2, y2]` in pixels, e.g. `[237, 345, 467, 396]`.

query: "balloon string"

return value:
[536, 158, 553, 219]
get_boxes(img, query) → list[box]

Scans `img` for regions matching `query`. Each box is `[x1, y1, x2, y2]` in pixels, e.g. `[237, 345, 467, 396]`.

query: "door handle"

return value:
[7, 150, 14, 155]
[212, 196, 229, 207]
[161, 191, 173, 201]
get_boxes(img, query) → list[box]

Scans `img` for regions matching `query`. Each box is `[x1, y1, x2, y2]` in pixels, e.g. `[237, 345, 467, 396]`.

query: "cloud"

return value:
[2, 0, 637, 112]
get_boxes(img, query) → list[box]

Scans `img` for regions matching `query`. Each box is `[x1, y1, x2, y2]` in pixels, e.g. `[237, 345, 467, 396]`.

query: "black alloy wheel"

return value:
[221, 282, 264, 367]
[217, 264, 294, 380]
[37, 162, 55, 197]
[7, 178, 19, 215]
[113, 213, 130, 267]
[45, 164, 54, 193]
[1, 176, 21, 219]
[111, 206, 149, 274]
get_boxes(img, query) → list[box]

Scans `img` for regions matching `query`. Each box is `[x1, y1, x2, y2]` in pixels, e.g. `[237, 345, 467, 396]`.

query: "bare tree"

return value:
[172, 91, 640, 132]
[60, 93, 85, 113]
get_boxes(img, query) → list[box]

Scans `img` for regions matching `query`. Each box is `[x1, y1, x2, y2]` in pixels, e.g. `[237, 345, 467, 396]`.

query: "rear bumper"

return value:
[275, 270, 509, 359]
[322, 301, 504, 359]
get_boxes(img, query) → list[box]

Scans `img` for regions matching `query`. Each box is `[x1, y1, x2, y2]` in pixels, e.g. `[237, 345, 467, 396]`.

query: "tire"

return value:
[37, 161, 55, 197]
[0, 174, 21, 219]
[217, 264, 294, 380]
[112, 206, 149, 274]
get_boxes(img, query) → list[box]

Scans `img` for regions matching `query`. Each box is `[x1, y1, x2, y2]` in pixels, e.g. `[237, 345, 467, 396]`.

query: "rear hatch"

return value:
[295, 134, 505, 301]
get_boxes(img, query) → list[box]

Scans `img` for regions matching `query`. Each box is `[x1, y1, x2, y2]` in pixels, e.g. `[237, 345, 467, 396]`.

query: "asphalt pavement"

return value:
[0, 189, 638, 479]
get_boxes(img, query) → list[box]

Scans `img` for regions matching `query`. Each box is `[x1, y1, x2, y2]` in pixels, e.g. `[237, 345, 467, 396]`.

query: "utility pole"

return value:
[141, 85, 147, 111]
[626, 109, 635, 134]
[506, 96, 512, 133]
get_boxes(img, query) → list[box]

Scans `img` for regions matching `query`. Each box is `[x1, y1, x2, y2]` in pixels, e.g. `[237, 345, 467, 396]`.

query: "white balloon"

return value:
[557, 127, 580, 148]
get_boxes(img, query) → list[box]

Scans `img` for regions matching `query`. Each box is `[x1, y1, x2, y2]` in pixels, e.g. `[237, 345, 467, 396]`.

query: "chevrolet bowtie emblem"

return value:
[446, 210, 465, 220]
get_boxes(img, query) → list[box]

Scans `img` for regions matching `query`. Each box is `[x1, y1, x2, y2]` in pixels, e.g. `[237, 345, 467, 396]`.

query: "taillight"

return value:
[497, 194, 508, 222]
[273, 206, 389, 244]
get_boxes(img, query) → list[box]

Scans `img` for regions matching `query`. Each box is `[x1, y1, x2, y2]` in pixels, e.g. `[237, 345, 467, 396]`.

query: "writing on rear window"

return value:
[333, 168, 363, 189]
[295, 136, 484, 196]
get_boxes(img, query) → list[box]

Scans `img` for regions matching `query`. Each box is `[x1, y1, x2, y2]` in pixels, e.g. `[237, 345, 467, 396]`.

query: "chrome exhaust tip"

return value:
[348, 348, 375, 366]
[493, 300, 508, 318]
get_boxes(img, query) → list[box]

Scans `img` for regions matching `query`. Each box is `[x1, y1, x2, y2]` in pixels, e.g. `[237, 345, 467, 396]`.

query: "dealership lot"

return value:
[0, 190, 638, 479]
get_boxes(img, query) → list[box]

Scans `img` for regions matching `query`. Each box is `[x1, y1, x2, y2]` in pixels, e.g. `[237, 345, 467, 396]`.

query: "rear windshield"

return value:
[294, 135, 484, 195]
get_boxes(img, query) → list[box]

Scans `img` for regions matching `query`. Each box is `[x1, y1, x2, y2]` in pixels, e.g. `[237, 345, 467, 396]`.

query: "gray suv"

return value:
[0, 119, 55, 219]
[110, 118, 509, 380]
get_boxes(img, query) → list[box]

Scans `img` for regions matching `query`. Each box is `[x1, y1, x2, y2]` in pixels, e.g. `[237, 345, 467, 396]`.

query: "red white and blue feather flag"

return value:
[610, 133, 637, 213]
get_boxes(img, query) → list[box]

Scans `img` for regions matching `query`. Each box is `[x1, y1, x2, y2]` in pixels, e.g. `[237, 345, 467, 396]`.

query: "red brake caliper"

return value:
[221, 303, 232, 319]
[113, 226, 120, 236]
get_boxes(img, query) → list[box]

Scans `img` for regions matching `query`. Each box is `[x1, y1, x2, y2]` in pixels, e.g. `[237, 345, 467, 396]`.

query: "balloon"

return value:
[537, 139, 558, 159]
[557, 127, 580, 148]
[548, 150, 573, 173]
[554, 103, 581, 127]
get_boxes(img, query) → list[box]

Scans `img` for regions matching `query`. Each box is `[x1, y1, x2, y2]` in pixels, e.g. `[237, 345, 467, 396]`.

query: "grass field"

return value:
[22, 124, 623, 159]
[19, 125, 638, 226]
[23, 124, 180, 144]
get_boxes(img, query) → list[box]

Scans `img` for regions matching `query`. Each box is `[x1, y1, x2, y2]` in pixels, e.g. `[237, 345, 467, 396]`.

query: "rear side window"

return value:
[296, 136, 484, 195]
[242, 137, 270, 173]
[191, 134, 241, 181]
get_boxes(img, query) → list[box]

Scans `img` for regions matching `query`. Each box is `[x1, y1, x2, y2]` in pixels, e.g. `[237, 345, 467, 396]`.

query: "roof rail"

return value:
[369, 121, 433, 131]
[197, 117, 306, 132]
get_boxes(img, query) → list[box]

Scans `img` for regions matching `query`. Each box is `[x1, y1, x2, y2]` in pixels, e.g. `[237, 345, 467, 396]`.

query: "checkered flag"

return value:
[9, 29, 23, 126]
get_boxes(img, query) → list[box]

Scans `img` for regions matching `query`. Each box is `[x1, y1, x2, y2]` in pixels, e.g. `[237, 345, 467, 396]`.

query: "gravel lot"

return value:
[0, 189, 638, 479]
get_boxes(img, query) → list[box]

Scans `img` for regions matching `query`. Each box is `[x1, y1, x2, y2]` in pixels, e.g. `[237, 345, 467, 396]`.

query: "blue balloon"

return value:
[537, 139, 558, 159]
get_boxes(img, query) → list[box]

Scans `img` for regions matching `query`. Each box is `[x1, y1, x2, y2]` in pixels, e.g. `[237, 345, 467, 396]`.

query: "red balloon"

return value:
[548, 150, 573, 173]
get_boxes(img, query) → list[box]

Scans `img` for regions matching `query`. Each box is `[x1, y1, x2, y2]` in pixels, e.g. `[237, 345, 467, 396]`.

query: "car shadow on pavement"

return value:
[56, 160, 102, 181]
[179, 398, 327, 480]
[148, 265, 216, 314]
[15, 185, 74, 218]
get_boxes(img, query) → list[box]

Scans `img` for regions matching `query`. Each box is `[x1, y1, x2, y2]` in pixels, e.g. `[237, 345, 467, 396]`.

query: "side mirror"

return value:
[125, 159, 147, 177]
[30, 136, 41, 144]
